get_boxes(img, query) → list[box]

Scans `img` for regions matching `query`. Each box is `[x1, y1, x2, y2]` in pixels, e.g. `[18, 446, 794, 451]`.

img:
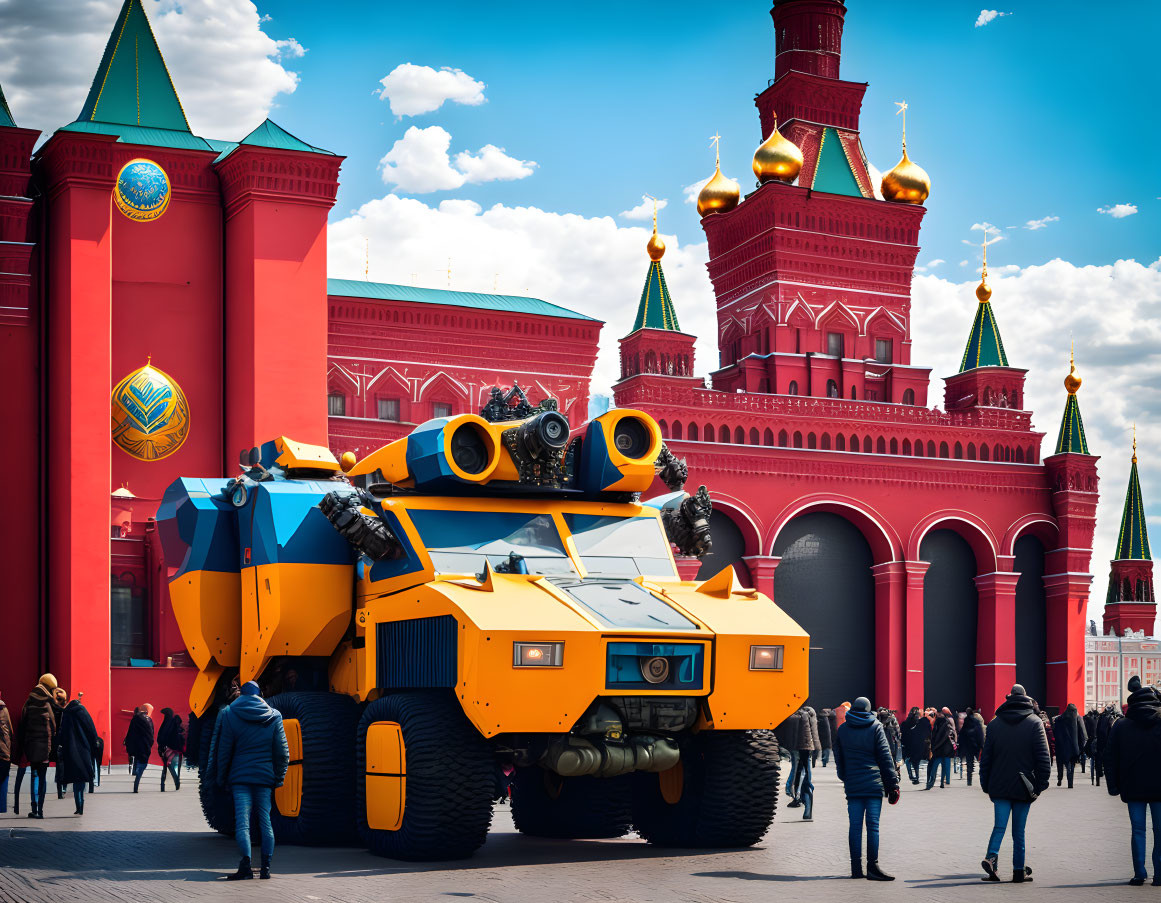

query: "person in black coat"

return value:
[925, 709, 956, 790]
[1052, 703, 1087, 789]
[1094, 703, 1121, 786]
[818, 708, 835, 766]
[52, 688, 68, 800]
[1104, 676, 1161, 886]
[1083, 707, 1098, 775]
[56, 697, 99, 815]
[979, 684, 1051, 883]
[157, 708, 185, 791]
[959, 708, 986, 787]
[834, 697, 900, 881]
[124, 704, 155, 793]
[900, 707, 930, 785]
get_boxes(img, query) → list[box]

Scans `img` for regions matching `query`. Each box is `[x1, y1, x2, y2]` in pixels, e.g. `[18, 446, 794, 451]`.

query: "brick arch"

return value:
[908, 511, 999, 573]
[709, 495, 763, 558]
[1002, 514, 1058, 558]
[766, 494, 902, 563]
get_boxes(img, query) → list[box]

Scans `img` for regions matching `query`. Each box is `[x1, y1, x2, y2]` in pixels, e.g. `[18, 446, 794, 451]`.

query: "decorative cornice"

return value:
[216, 145, 343, 217]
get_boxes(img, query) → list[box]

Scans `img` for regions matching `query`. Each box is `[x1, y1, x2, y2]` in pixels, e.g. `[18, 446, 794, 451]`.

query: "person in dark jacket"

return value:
[900, 707, 930, 785]
[818, 708, 835, 766]
[52, 687, 69, 799]
[20, 674, 58, 819]
[56, 695, 100, 815]
[925, 708, 956, 789]
[157, 708, 186, 791]
[877, 709, 902, 776]
[979, 684, 1051, 883]
[958, 708, 986, 787]
[1052, 703, 1086, 789]
[1083, 707, 1098, 775]
[215, 681, 289, 880]
[125, 704, 155, 793]
[1105, 677, 1161, 886]
[1093, 703, 1120, 786]
[834, 697, 899, 881]
[0, 692, 11, 814]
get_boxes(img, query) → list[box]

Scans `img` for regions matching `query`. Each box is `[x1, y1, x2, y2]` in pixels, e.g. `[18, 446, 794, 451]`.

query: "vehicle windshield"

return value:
[563, 514, 677, 578]
[408, 509, 578, 577]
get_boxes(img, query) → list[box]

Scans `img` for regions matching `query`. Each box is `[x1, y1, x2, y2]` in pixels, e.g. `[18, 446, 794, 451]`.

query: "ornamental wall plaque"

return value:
[114, 158, 171, 222]
[111, 359, 190, 461]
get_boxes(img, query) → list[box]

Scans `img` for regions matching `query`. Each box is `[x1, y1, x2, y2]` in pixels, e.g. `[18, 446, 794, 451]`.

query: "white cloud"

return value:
[1098, 204, 1139, 219]
[378, 125, 535, 193]
[0, 0, 303, 140]
[620, 196, 668, 221]
[683, 178, 710, 205]
[376, 63, 486, 118]
[975, 9, 1011, 27]
[1025, 215, 1060, 231]
[927, 258, 947, 268]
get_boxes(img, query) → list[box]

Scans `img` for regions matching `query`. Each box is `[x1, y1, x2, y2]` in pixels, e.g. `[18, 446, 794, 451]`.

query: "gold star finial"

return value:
[1133, 423, 1138, 463]
[710, 133, 722, 168]
[894, 101, 908, 150]
[645, 193, 659, 234]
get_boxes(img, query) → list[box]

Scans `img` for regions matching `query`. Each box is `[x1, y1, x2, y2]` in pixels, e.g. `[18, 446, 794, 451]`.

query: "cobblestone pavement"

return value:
[0, 761, 1144, 903]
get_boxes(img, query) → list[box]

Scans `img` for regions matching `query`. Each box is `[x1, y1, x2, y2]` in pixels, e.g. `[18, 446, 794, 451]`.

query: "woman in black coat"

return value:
[979, 684, 1052, 883]
[1104, 678, 1161, 886]
[1052, 703, 1086, 789]
[156, 708, 185, 791]
[56, 699, 99, 815]
[124, 705, 155, 793]
[959, 708, 986, 787]
[900, 708, 930, 785]
[925, 712, 956, 789]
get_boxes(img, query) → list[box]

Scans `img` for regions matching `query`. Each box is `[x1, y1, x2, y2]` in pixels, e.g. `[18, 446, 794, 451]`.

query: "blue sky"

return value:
[254, 0, 1159, 272]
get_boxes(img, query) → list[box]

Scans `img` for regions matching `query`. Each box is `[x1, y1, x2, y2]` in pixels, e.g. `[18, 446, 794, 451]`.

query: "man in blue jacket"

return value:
[214, 681, 289, 880]
[833, 696, 900, 881]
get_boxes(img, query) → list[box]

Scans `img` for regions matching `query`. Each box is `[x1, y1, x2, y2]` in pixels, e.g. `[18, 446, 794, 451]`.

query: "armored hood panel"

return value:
[547, 578, 699, 631]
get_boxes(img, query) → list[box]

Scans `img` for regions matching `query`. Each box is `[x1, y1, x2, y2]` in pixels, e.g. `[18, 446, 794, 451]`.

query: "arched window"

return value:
[1015, 446, 1025, 463]
[890, 438, 898, 455]
[1028, 444, 1036, 463]
[902, 388, 915, 405]
[836, 434, 846, 451]
[927, 441, 937, 457]
[672, 421, 683, 440]
[659, 419, 669, 439]
[994, 443, 1002, 461]
[980, 443, 989, 461]
[763, 428, 774, 446]
[902, 439, 911, 455]
[734, 426, 745, 444]
[850, 386, 857, 399]
[689, 423, 699, 441]
[788, 380, 799, 396]
[808, 433, 817, 449]
[954, 441, 963, 459]
[821, 433, 831, 450]
[939, 441, 950, 458]
[750, 428, 760, 445]
[876, 436, 886, 454]
[915, 440, 924, 457]
[720, 425, 731, 443]
[863, 436, 872, 453]
[778, 429, 789, 447]
[793, 431, 803, 448]
[826, 379, 839, 398]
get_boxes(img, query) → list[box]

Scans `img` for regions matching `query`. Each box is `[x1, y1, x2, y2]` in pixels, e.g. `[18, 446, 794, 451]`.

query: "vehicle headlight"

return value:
[749, 645, 784, 671]
[639, 655, 670, 684]
[513, 642, 564, 667]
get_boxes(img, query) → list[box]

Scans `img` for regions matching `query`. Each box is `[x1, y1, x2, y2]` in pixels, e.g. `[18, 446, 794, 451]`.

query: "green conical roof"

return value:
[631, 259, 681, 333]
[77, 0, 189, 132]
[811, 127, 863, 198]
[1054, 393, 1090, 454]
[0, 82, 15, 128]
[959, 299, 1009, 371]
[1114, 454, 1152, 561]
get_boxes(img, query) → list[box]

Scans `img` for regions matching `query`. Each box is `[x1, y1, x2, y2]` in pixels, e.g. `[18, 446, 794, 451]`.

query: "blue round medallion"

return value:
[115, 158, 171, 222]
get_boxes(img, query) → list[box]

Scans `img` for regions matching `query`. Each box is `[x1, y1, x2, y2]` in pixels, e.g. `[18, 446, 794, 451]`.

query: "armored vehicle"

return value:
[159, 398, 807, 860]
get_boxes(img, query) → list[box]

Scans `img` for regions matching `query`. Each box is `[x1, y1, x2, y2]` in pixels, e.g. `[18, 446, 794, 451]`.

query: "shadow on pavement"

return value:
[693, 870, 839, 882]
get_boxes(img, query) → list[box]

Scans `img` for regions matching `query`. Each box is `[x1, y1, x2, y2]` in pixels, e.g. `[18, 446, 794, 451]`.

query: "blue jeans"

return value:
[847, 796, 883, 861]
[784, 749, 799, 795]
[132, 760, 148, 791]
[987, 799, 1032, 871]
[73, 783, 85, 809]
[822, 748, 830, 766]
[29, 763, 48, 811]
[0, 761, 9, 812]
[1128, 801, 1161, 880]
[232, 784, 275, 862]
[926, 756, 951, 787]
[796, 754, 814, 814]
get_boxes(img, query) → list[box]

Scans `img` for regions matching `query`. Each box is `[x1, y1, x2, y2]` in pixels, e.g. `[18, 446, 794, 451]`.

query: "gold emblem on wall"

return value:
[111, 359, 190, 461]
[114, 158, 171, 222]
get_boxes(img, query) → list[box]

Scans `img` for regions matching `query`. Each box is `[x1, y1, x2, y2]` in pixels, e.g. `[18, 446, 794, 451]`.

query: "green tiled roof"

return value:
[631, 260, 681, 332]
[57, 120, 214, 151]
[959, 300, 1009, 371]
[213, 119, 335, 163]
[77, 0, 190, 132]
[811, 127, 863, 198]
[1115, 456, 1152, 561]
[327, 279, 599, 322]
[1054, 393, 1090, 455]
[0, 82, 15, 128]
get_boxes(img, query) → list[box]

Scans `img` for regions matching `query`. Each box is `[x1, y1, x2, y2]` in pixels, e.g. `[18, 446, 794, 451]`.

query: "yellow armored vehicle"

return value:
[159, 393, 807, 861]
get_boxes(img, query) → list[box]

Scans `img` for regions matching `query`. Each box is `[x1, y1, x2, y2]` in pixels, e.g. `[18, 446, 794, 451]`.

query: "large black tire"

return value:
[632, 730, 780, 847]
[511, 768, 633, 839]
[266, 691, 360, 846]
[356, 691, 494, 861]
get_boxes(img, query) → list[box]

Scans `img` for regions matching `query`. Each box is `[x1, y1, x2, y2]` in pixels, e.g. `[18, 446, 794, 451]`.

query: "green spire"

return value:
[77, 0, 190, 132]
[1115, 432, 1151, 561]
[632, 260, 680, 332]
[811, 127, 864, 198]
[959, 235, 1009, 371]
[1054, 351, 1089, 454]
[0, 82, 15, 128]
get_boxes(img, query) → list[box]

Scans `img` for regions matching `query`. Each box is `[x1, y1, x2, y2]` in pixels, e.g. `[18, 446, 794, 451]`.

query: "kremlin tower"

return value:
[1103, 432, 1155, 636]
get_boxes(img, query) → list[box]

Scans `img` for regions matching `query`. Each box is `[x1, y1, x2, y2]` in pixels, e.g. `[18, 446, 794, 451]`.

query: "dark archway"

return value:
[1014, 535, 1047, 705]
[695, 511, 751, 585]
[921, 529, 978, 709]
[772, 513, 875, 708]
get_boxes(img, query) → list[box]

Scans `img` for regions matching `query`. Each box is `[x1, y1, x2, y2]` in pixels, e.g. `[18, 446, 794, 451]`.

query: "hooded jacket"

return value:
[817, 708, 834, 750]
[19, 684, 57, 764]
[802, 706, 821, 752]
[0, 700, 12, 762]
[979, 693, 1051, 802]
[878, 710, 902, 761]
[213, 694, 289, 788]
[1052, 704, 1086, 763]
[1096, 706, 1119, 752]
[901, 709, 931, 760]
[124, 711, 155, 763]
[157, 709, 186, 757]
[55, 700, 100, 785]
[930, 713, 957, 758]
[958, 712, 986, 759]
[1104, 687, 1161, 802]
[833, 709, 899, 799]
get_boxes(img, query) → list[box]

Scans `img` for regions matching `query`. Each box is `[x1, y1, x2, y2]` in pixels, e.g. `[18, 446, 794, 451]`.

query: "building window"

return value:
[875, 338, 893, 364]
[827, 332, 844, 357]
[826, 379, 839, 398]
[377, 398, 400, 421]
[787, 380, 799, 396]
[328, 394, 346, 416]
[902, 388, 915, 405]
[111, 577, 148, 665]
[433, 402, 453, 419]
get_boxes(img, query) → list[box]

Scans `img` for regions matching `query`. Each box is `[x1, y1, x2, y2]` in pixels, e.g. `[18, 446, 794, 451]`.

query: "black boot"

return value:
[260, 854, 271, 879]
[866, 861, 895, 881]
[1012, 867, 1032, 883]
[851, 859, 864, 879]
[981, 856, 1000, 882]
[226, 857, 253, 881]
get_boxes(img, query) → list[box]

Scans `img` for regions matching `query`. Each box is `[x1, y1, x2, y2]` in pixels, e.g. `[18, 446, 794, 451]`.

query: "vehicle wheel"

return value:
[266, 691, 360, 846]
[632, 730, 780, 847]
[197, 708, 235, 837]
[511, 768, 633, 839]
[356, 691, 494, 861]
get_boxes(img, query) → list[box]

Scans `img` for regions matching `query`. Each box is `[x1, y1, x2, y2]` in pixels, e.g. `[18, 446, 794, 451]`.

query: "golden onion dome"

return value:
[753, 120, 803, 184]
[975, 279, 992, 303]
[1065, 351, 1082, 395]
[881, 147, 931, 205]
[646, 229, 666, 261]
[697, 165, 741, 216]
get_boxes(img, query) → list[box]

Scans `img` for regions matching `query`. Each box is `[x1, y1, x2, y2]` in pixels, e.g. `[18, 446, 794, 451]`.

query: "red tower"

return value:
[1102, 434, 1155, 636]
